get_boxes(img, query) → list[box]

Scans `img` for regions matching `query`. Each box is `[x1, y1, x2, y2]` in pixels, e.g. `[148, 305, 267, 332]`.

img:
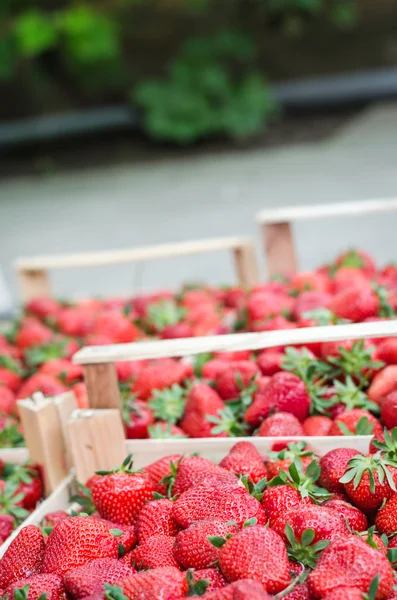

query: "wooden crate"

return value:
[14, 237, 259, 302]
[256, 197, 397, 276]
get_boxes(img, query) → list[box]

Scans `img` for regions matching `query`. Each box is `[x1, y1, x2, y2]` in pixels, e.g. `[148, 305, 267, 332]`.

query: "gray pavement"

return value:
[1, 102, 397, 306]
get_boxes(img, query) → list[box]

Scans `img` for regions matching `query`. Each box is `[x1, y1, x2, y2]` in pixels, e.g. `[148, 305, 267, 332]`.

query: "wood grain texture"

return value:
[68, 409, 126, 483]
[83, 363, 121, 410]
[73, 319, 397, 364]
[262, 222, 296, 276]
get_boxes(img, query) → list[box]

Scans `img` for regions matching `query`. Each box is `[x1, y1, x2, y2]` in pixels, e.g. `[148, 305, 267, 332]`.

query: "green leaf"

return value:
[14, 10, 57, 57]
[208, 535, 227, 548]
[109, 529, 124, 537]
[301, 528, 315, 547]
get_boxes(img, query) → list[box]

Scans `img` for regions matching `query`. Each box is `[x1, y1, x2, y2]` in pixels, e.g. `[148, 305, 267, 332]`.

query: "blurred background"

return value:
[1, 0, 397, 304]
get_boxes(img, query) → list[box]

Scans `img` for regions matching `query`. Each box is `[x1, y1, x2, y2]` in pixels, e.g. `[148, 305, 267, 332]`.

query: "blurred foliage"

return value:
[1, 0, 358, 142]
[134, 31, 277, 143]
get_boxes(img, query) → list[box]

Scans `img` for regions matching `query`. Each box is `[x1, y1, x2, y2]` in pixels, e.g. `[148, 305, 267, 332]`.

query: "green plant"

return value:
[134, 30, 278, 144]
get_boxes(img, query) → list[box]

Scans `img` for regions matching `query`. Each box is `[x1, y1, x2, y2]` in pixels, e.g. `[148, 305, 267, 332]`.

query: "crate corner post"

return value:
[16, 266, 51, 302]
[83, 362, 121, 410]
[233, 240, 260, 288]
[261, 220, 296, 277]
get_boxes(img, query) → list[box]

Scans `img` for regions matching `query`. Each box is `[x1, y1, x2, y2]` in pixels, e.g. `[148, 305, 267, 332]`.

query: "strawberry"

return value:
[64, 558, 135, 599]
[368, 366, 397, 404]
[148, 422, 187, 438]
[247, 290, 294, 328]
[381, 391, 397, 429]
[128, 533, 181, 570]
[0, 387, 16, 415]
[0, 514, 14, 542]
[172, 484, 266, 529]
[282, 504, 349, 544]
[376, 338, 397, 365]
[0, 359, 23, 393]
[172, 456, 238, 497]
[0, 525, 45, 588]
[294, 290, 332, 318]
[283, 583, 310, 599]
[256, 350, 284, 376]
[15, 321, 53, 350]
[42, 516, 119, 575]
[136, 498, 177, 541]
[39, 359, 83, 383]
[232, 580, 274, 599]
[140, 454, 182, 495]
[123, 401, 154, 440]
[91, 455, 155, 525]
[215, 361, 259, 401]
[329, 409, 382, 436]
[94, 312, 140, 344]
[202, 359, 229, 380]
[5, 574, 66, 600]
[307, 535, 393, 599]
[319, 448, 361, 493]
[189, 568, 227, 592]
[340, 453, 397, 512]
[266, 441, 315, 479]
[244, 372, 310, 427]
[179, 383, 225, 438]
[216, 524, 290, 594]
[375, 494, 397, 534]
[56, 308, 95, 337]
[174, 520, 236, 570]
[303, 416, 333, 436]
[258, 412, 304, 437]
[262, 485, 313, 531]
[7, 463, 43, 509]
[148, 384, 187, 425]
[41, 511, 69, 529]
[331, 284, 379, 322]
[120, 566, 188, 599]
[16, 373, 67, 400]
[90, 517, 137, 554]
[219, 441, 267, 484]
[334, 249, 376, 276]
[324, 498, 368, 531]
[322, 588, 374, 599]
[131, 359, 191, 401]
[26, 296, 61, 318]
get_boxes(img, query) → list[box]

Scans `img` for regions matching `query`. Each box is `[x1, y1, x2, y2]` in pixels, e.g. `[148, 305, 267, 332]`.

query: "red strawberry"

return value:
[0, 525, 45, 588]
[0, 365, 22, 393]
[172, 456, 238, 497]
[128, 533, 181, 570]
[132, 359, 191, 401]
[376, 338, 397, 365]
[307, 535, 393, 599]
[322, 588, 370, 599]
[174, 520, 236, 570]
[94, 312, 140, 344]
[324, 498, 368, 532]
[124, 401, 154, 439]
[41, 511, 69, 529]
[0, 514, 14, 542]
[148, 422, 186, 438]
[56, 308, 95, 337]
[283, 583, 310, 599]
[329, 409, 382, 436]
[282, 505, 349, 544]
[5, 574, 66, 600]
[334, 249, 376, 276]
[375, 494, 397, 534]
[319, 448, 361, 493]
[232, 580, 273, 599]
[331, 284, 379, 322]
[244, 372, 310, 427]
[141, 454, 182, 495]
[381, 391, 397, 429]
[179, 383, 225, 438]
[173, 484, 266, 529]
[136, 499, 178, 542]
[247, 290, 294, 326]
[202, 359, 229, 380]
[0, 388, 16, 415]
[266, 442, 315, 480]
[220, 441, 267, 484]
[217, 524, 290, 594]
[258, 412, 304, 437]
[15, 322, 53, 350]
[368, 366, 397, 404]
[90, 517, 137, 553]
[262, 485, 313, 531]
[16, 373, 67, 400]
[64, 557, 134, 599]
[91, 455, 155, 525]
[26, 297, 61, 318]
[256, 351, 284, 376]
[120, 566, 188, 599]
[294, 290, 332, 318]
[303, 416, 333, 436]
[42, 516, 119, 575]
[9, 463, 43, 509]
[340, 453, 397, 512]
[215, 361, 259, 401]
[39, 359, 83, 383]
[190, 568, 227, 592]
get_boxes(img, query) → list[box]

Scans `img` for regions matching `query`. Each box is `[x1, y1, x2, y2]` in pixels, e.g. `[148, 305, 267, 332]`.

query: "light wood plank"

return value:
[83, 363, 121, 410]
[73, 319, 397, 364]
[17, 269, 51, 302]
[233, 242, 260, 288]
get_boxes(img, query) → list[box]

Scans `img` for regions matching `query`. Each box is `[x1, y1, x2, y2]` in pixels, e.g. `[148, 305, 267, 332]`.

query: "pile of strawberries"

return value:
[0, 460, 43, 544]
[1, 248, 397, 446]
[2, 438, 397, 599]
